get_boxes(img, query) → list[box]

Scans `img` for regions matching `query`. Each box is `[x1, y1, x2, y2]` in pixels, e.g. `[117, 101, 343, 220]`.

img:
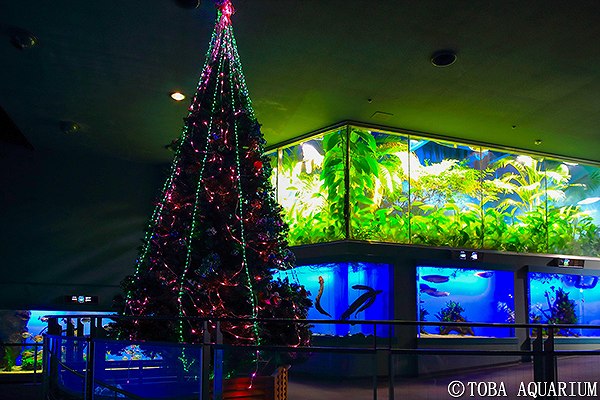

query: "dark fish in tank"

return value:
[561, 275, 598, 289]
[341, 285, 383, 320]
[315, 276, 332, 317]
[562, 275, 577, 287]
[575, 276, 598, 289]
[419, 283, 450, 297]
[422, 275, 450, 283]
[475, 271, 494, 278]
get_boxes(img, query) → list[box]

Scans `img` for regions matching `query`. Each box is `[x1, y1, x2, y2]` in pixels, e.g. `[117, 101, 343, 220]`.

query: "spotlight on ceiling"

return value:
[170, 91, 186, 101]
[59, 120, 81, 135]
[10, 28, 38, 50]
[174, 0, 201, 9]
[431, 49, 457, 67]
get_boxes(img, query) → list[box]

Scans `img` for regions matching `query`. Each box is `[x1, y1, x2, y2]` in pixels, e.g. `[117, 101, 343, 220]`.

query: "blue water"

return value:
[24, 310, 114, 342]
[417, 266, 515, 337]
[529, 272, 600, 336]
[273, 262, 392, 336]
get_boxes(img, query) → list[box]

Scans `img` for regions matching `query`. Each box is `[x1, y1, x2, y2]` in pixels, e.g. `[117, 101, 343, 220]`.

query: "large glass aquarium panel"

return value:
[409, 138, 483, 248]
[348, 127, 409, 243]
[271, 122, 600, 257]
[0, 310, 114, 373]
[417, 266, 515, 337]
[543, 161, 600, 256]
[274, 262, 392, 336]
[481, 152, 548, 253]
[529, 272, 600, 336]
[276, 129, 347, 245]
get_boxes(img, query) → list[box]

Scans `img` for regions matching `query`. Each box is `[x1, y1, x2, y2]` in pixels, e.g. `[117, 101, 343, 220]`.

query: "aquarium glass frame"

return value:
[266, 123, 600, 257]
[416, 265, 516, 338]
[528, 271, 600, 337]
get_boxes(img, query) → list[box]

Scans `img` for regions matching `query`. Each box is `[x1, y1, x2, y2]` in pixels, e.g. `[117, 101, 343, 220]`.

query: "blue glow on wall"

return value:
[274, 262, 392, 336]
[417, 266, 515, 337]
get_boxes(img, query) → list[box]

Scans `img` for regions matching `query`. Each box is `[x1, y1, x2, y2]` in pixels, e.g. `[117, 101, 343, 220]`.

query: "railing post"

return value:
[543, 328, 557, 400]
[201, 321, 210, 400]
[532, 326, 544, 384]
[42, 335, 51, 397]
[213, 321, 224, 400]
[388, 324, 394, 400]
[84, 337, 95, 400]
[372, 323, 377, 400]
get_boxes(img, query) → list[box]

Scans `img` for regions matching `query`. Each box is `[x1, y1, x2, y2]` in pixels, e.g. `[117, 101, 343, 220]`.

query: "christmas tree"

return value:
[116, 0, 311, 357]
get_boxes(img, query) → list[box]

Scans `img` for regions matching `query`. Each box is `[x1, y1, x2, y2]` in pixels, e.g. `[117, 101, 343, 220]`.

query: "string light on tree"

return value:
[115, 0, 311, 372]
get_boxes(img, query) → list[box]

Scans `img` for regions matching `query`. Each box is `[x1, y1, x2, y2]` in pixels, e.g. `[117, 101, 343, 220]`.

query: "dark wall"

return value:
[0, 145, 166, 311]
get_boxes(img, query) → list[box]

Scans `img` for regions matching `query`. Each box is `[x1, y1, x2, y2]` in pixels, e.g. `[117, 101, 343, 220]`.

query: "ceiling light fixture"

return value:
[174, 0, 201, 9]
[10, 29, 38, 50]
[170, 92, 186, 101]
[59, 120, 80, 134]
[431, 49, 457, 67]
[534, 139, 542, 145]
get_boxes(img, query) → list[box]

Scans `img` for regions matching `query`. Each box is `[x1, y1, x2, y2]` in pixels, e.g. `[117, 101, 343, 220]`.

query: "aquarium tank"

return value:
[529, 272, 600, 336]
[273, 262, 392, 336]
[0, 310, 114, 373]
[267, 123, 600, 257]
[416, 266, 515, 337]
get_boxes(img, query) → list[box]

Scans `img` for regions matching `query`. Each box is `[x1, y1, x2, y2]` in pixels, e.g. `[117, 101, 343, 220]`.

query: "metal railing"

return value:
[41, 315, 600, 400]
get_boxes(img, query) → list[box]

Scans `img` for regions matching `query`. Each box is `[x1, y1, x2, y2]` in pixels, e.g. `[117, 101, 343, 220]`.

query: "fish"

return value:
[419, 283, 450, 297]
[341, 285, 383, 320]
[577, 197, 600, 206]
[422, 275, 450, 283]
[575, 276, 598, 290]
[562, 275, 577, 287]
[314, 276, 332, 317]
[475, 271, 494, 278]
[427, 290, 450, 297]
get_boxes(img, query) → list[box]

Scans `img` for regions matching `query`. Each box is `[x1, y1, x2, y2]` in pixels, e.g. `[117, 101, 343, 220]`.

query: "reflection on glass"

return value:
[265, 150, 278, 200]
[529, 272, 600, 336]
[417, 266, 515, 338]
[481, 152, 548, 253]
[269, 123, 600, 257]
[409, 138, 483, 248]
[276, 130, 346, 245]
[273, 262, 391, 336]
[348, 128, 409, 243]
[544, 160, 600, 256]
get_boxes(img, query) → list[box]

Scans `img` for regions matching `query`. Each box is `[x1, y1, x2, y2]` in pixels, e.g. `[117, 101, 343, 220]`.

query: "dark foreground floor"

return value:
[2, 356, 599, 400]
[0, 383, 42, 400]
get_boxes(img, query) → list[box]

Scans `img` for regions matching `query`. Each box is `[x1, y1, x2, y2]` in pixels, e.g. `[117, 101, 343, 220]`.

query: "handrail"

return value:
[42, 314, 600, 331]
[42, 316, 600, 400]
[48, 337, 146, 400]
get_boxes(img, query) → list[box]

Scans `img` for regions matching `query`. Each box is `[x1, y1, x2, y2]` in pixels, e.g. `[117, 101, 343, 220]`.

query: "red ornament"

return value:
[254, 160, 263, 170]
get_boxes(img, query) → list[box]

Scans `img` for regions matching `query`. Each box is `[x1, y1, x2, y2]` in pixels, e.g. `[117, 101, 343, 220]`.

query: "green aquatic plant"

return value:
[435, 301, 474, 336]
[277, 131, 346, 245]
[20, 347, 43, 371]
[536, 287, 578, 336]
[273, 127, 600, 257]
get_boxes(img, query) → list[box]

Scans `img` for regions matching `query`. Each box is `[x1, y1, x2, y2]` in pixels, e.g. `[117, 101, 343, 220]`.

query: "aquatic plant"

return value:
[536, 287, 578, 336]
[20, 347, 43, 371]
[435, 301, 474, 336]
[497, 301, 515, 323]
[273, 127, 600, 257]
[419, 307, 429, 334]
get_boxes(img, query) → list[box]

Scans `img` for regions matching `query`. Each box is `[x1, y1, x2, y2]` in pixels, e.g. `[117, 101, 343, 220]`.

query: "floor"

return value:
[2, 357, 599, 399]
